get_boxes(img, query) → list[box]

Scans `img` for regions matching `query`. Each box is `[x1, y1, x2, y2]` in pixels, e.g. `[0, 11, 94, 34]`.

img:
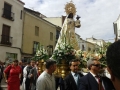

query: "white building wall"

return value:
[116, 16, 120, 37]
[0, 0, 24, 62]
[75, 34, 80, 49]
[75, 34, 87, 51]
[44, 17, 62, 27]
[0, 46, 21, 61]
[86, 38, 106, 47]
[114, 15, 120, 40]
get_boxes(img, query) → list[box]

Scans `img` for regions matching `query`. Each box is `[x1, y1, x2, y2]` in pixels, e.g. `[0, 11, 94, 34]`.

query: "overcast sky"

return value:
[21, 0, 120, 42]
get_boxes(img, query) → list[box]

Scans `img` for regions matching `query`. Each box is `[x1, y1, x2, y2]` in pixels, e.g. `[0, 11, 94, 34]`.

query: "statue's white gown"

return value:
[54, 17, 80, 51]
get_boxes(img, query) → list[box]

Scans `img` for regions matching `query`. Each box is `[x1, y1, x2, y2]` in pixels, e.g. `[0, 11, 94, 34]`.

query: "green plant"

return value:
[52, 43, 76, 64]
[76, 50, 92, 68]
[94, 42, 112, 68]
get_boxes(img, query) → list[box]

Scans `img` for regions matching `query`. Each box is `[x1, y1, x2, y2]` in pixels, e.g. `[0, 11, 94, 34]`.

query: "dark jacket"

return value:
[79, 72, 115, 90]
[64, 72, 84, 90]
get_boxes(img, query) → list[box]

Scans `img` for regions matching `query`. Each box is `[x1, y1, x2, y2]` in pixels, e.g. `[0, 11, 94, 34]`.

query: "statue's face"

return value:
[68, 13, 73, 18]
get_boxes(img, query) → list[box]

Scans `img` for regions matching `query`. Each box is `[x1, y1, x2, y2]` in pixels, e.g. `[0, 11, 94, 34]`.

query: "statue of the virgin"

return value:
[54, 1, 81, 51]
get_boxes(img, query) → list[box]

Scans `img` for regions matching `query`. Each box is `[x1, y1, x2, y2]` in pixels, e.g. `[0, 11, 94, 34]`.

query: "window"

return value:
[35, 26, 39, 36]
[20, 10, 22, 19]
[56, 30, 60, 39]
[95, 48, 99, 52]
[82, 45, 85, 51]
[23, 57, 31, 62]
[50, 32, 53, 41]
[88, 47, 91, 52]
[2, 2, 14, 21]
[1, 24, 12, 45]
[6, 52, 17, 61]
[33, 41, 39, 54]
[56, 30, 60, 43]
[47, 45, 53, 57]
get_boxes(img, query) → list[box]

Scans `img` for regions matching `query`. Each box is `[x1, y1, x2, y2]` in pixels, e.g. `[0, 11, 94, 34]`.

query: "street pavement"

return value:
[1, 78, 7, 90]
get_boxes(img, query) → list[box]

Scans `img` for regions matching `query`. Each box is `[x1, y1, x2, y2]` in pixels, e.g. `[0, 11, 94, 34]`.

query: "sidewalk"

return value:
[1, 85, 7, 90]
[1, 78, 7, 90]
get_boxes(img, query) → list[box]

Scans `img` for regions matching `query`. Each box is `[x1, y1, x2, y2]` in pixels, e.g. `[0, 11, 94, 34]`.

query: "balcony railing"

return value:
[0, 35, 13, 46]
[2, 8, 14, 21]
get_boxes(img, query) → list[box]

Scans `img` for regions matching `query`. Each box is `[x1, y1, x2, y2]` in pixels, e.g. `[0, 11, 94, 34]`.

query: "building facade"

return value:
[85, 41, 96, 52]
[44, 16, 66, 27]
[75, 33, 81, 50]
[86, 37, 106, 47]
[22, 8, 61, 60]
[79, 38, 96, 52]
[0, 0, 24, 62]
[113, 15, 120, 41]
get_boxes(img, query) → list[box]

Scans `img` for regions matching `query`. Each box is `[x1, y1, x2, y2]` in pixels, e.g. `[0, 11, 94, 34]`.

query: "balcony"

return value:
[2, 8, 14, 21]
[0, 35, 13, 46]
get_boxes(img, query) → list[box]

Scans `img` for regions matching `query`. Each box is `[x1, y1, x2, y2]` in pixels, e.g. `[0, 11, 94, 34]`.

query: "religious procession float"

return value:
[32, 0, 110, 79]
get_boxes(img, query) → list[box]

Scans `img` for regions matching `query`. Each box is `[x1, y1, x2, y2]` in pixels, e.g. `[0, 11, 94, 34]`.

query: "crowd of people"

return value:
[0, 59, 40, 90]
[0, 40, 120, 90]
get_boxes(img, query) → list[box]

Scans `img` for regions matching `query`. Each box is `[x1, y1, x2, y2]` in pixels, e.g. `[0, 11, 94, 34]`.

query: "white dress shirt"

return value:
[71, 71, 79, 85]
[36, 71, 56, 90]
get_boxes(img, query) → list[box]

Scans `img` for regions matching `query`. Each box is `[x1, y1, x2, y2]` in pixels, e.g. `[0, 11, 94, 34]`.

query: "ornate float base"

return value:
[38, 59, 45, 73]
[55, 60, 70, 79]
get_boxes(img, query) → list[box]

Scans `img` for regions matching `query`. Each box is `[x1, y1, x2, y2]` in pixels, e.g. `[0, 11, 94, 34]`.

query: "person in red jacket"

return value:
[4, 60, 22, 90]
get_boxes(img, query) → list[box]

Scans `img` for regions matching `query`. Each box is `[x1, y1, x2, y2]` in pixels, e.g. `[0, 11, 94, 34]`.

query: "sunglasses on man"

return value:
[92, 64, 101, 67]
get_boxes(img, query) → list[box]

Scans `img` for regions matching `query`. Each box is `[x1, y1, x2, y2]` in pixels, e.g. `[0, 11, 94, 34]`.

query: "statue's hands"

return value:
[76, 15, 80, 20]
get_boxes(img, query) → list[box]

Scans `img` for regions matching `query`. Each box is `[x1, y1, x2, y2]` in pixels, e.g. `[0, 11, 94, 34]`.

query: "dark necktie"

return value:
[95, 75, 104, 90]
[74, 73, 80, 90]
[74, 73, 78, 77]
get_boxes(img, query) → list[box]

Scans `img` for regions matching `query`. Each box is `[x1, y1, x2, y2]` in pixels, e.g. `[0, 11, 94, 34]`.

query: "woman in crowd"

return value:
[4, 60, 22, 90]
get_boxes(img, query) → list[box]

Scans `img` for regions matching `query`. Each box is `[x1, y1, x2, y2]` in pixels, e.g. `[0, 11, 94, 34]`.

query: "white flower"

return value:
[59, 54, 61, 56]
